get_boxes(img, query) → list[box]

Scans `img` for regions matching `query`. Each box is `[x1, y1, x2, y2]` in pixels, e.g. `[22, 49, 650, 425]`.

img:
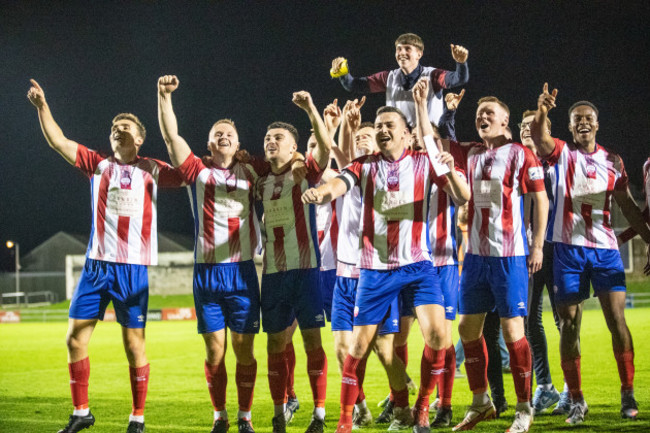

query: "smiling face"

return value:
[519, 114, 534, 150]
[569, 105, 599, 148]
[476, 101, 509, 141]
[110, 119, 143, 155]
[374, 111, 408, 159]
[264, 127, 296, 165]
[395, 43, 422, 74]
[208, 122, 239, 158]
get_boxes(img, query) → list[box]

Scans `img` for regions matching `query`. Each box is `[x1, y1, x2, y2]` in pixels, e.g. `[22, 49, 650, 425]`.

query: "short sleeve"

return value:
[156, 159, 186, 188]
[543, 138, 566, 166]
[176, 153, 205, 184]
[305, 153, 325, 185]
[520, 146, 545, 194]
[75, 144, 105, 178]
[613, 154, 629, 192]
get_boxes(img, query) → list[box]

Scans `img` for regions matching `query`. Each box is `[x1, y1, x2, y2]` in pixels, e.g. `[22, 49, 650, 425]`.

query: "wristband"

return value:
[330, 59, 349, 78]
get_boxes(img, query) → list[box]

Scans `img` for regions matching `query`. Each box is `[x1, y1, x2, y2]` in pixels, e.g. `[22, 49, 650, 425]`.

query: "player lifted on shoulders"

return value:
[450, 95, 548, 433]
[530, 84, 650, 424]
[302, 92, 470, 433]
[331, 33, 468, 127]
[157, 75, 265, 433]
[258, 91, 332, 433]
[28, 79, 184, 433]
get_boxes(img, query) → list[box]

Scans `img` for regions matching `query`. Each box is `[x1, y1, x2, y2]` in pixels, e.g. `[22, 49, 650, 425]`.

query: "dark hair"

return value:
[267, 121, 299, 143]
[568, 100, 599, 118]
[358, 121, 374, 129]
[112, 113, 146, 140]
[395, 33, 424, 52]
[376, 106, 409, 128]
[522, 110, 551, 129]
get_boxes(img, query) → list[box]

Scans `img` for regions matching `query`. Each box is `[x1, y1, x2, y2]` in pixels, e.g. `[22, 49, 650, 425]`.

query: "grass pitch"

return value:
[1, 308, 649, 432]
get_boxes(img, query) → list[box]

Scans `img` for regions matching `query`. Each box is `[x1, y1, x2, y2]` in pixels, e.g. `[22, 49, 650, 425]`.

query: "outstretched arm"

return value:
[27, 79, 78, 165]
[292, 91, 332, 169]
[301, 177, 349, 205]
[157, 75, 192, 167]
[531, 83, 558, 157]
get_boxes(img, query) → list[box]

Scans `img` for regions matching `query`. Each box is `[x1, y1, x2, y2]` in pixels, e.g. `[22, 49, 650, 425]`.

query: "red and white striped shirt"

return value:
[336, 186, 362, 278]
[545, 139, 628, 249]
[465, 142, 544, 257]
[316, 196, 342, 271]
[256, 155, 324, 274]
[178, 154, 264, 264]
[76, 145, 184, 266]
[428, 170, 464, 266]
[340, 149, 449, 270]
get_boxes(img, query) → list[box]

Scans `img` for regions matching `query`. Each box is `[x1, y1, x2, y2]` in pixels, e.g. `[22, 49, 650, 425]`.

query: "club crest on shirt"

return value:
[120, 169, 132, 189]
[387, 175, 399, 189]
[586, 163, 597, 179]
[225, 173, 237, 193]
[482, 157, 494, 178]
[273, 185, 283, 195]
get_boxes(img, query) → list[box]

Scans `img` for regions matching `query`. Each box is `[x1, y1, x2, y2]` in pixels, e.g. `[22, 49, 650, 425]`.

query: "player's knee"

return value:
[65, 332, 87, 353]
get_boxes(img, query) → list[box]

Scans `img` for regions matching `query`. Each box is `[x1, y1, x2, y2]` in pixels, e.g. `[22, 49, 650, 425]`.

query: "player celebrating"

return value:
[258, 91, 332, 433]
[302, 96, 470, 433]
[331, 33, 469, 127]
[451, 96, 548, 433]
[530, 84, 650, 424]
[27, 79, 184, 433]
[157, 75, 263, 433]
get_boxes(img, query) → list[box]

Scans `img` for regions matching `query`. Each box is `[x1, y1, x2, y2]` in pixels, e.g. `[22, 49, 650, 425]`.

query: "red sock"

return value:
[339, 355, 361, 425]
[395, 343, 408, 367]
[204, 361, 227, 411]
[439, 345, 456, 408]
[268, 352, 288, 405]
[129, 364, 150, 416]
[462, 336, 488, 393]
[306, 346, 328, 408]
[285, 342, 296, 399]
[69, 357, 90, 410]
[391, 386, 409, 408]
[415, 345, 445, 409]
[506, 337, 532, 403]
[355, 357, 368, 404]
[614, 350, 634, 392]
[560, 356, 583, 401]
[236, 361, 257, 412]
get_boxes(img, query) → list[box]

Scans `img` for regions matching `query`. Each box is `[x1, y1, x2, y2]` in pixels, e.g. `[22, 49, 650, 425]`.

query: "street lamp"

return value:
[6, 241, 21, 301]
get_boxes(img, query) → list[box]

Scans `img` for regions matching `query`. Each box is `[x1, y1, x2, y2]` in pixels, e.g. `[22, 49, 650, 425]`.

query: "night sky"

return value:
[2, 1, 649, 270]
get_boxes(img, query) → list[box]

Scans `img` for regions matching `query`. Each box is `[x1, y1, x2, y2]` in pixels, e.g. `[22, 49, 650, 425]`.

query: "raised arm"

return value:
[331, 57, 388, 94]
[441, 44, 470, 89]
[323, 98, 347, 168]
[292, 91, 332, 169]
[157, 75, 192, 167]
[439, 89, 464, 141]
[531, 83, 558, 157]
[27, 79, 78, 165]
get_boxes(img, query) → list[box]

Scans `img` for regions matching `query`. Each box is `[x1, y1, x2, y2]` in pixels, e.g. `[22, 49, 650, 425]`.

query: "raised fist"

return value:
[292, 91, 313, 110]
[158, 75, 179, 95]
[451, 44, 469, 63]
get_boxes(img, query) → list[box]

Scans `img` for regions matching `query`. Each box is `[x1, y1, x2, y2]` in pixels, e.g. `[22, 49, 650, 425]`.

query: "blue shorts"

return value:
[69, 259, 148, 328]
[553, 243, 626, 304]
[261, 268, 325, 333]
[399, 264, 458, 320]
[320, 269, 337, 321]
[355, 261, 443, 327]
[331, 276, 400, 334]
[459, 254, 528, 318]
[194, 261, 260, 334]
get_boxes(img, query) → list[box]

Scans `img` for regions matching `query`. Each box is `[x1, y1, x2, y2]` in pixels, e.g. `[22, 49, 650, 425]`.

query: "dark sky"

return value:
[1, 1, 649, 269]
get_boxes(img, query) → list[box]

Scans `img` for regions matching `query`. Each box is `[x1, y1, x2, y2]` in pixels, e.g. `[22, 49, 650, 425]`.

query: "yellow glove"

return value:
[330, 58, 349, 78]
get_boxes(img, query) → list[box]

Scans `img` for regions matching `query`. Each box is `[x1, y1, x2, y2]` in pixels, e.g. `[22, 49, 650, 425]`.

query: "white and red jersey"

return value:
[465, 142, 545, 257]
[545, 138, 628, 249]
[428, 170, 464, 266]
[75, 144, 184, 266]
[339, 149, 449, 270]
[315, 170, 343, 271]
[256, 155, 324, 274]
[336, 186, 363, 278]
[178, 154, 264, 264]
[644, 158, 650, 213]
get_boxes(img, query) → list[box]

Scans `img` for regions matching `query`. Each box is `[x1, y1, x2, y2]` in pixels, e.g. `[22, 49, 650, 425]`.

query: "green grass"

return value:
[1, 309, 649, 432]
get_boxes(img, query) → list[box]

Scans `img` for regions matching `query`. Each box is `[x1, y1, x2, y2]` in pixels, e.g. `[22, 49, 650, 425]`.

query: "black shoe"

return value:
[58, 411, 95, 433]
[272, 414, 286, 433]
[211, 418, 230, 433]
[305, 416, 325, 433]
[376, 399, 394, 424]
[494, 399, 508, 419]
[431, 406, 452, 427]
[238, 418, 255, 433]
[126, 421, 145, 433]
